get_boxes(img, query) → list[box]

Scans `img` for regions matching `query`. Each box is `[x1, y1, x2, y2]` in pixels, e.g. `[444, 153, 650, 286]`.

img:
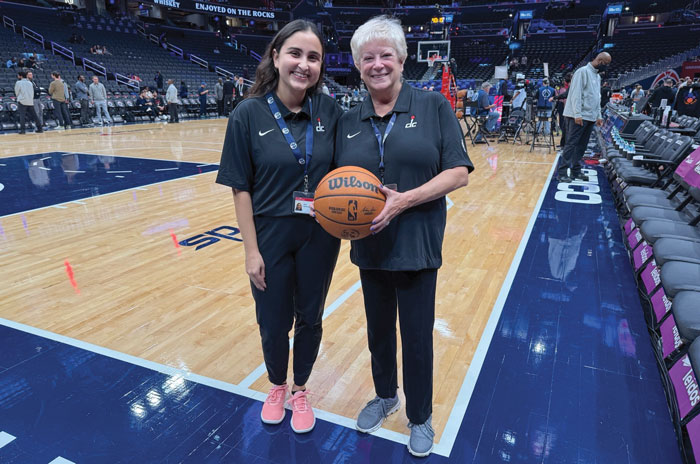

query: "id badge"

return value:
[293, 191, 313, 215]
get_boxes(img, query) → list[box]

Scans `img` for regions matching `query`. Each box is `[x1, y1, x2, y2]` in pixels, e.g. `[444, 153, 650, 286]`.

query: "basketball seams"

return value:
[314, 210, 374, 226]
[314, 193, 385, 201]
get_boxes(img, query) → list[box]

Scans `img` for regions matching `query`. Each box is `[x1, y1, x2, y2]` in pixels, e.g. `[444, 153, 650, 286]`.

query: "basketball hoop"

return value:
[428, 56, 437, 68]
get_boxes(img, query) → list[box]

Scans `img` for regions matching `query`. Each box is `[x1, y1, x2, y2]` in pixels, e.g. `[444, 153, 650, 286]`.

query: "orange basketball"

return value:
[314, 166, 386, 240]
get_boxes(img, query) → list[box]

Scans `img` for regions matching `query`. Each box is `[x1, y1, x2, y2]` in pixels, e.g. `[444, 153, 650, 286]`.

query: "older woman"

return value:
[334, 16, 474, 457]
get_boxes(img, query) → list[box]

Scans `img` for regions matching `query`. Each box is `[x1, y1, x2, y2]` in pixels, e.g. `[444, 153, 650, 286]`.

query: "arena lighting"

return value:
[634, 16, 638, 23]
[625, 6, 629, 11]
[651, 15, 655, 21]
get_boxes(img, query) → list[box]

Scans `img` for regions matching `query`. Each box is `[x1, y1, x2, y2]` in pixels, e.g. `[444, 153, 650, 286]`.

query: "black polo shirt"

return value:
[334, 82, 474, 271]
[216, 92, 342, 217]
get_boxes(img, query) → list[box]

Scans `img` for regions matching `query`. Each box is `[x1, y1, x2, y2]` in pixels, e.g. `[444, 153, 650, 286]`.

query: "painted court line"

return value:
[48, 458, 75, 464]
[0, 431, 16, 448]
[432, 155, 558, 457]
[155, 167, 179, 172]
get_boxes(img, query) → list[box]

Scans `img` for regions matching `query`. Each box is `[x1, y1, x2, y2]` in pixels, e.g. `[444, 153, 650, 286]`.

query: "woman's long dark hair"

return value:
[247, 19, 326, 99]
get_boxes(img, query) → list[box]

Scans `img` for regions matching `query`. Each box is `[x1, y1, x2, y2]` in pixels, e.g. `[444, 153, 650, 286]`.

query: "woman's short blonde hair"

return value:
[350, 16, 407, 68]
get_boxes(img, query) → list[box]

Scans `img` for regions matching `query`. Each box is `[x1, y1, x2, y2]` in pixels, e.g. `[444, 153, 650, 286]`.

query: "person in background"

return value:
[26, 71, 44, 130]
[475, 81, 499, 142]
[151, 90, 166, 119]
[155, 71, 164, 93]
[215, 78, 225, 116]
[223, 77, 235, 115]
[235, 77, 245, 109]
[75, 75, 90, 126]
[554, 73, 571, 147]
[49, 71, 71, 130]
[165, 79, 179, 123]
[15, 70, 43, 134]
[648, 78, 677, 109]
[536, 78, 555, 136]
[600, 80, 612, 109]
[136, 89, 156, 122]
[630, 84, 644, 109]
[198, 82, 209, 118]
[6, 57, 17, 69]
[89, 75, 112, 126]
[179, 80, 188, 99]
[322, 82, 330, 95]
[511, 80, 527, 110]
[559, 51, 611, 182]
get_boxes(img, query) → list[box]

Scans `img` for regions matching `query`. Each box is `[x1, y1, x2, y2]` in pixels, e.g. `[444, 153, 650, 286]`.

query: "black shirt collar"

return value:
[360, 81, 411, 120]
[272, 91, 312, 120]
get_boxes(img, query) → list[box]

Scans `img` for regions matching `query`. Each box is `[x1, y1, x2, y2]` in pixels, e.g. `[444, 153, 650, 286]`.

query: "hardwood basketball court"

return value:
[0, 119, 557, 454]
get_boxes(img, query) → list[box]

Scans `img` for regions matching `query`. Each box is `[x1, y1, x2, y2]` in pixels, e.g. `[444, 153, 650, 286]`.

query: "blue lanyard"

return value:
[266, 93, 314, 191]
[369, 112, 396, 184]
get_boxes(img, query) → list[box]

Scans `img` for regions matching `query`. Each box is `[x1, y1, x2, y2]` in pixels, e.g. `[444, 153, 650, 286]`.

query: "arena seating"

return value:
[516, 32, 596, 79]
[599, 104, 700, 462]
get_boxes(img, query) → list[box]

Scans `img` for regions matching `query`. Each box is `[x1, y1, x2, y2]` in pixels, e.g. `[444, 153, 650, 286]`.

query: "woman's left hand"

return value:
[370, 185, 411, 234]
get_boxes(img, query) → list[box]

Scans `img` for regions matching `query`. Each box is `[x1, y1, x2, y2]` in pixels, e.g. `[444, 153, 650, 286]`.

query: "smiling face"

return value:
[357, 40, 404, 95]
[273, 30, 323, 98]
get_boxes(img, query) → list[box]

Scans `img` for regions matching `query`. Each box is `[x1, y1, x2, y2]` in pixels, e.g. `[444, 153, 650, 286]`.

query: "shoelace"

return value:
[408, 420, 435, 436]
[265, 385, 287, 405]
[286, 391, 312, 412]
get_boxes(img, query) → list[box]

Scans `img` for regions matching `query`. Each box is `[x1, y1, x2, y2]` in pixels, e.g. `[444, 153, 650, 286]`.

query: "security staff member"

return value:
[216, 19, 342, 435]
[333, 16, 473, 458]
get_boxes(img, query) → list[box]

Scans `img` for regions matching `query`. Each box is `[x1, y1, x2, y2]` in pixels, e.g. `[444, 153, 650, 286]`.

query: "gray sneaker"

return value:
[407, 416, 434, 457]
[356, 395, 400, 433]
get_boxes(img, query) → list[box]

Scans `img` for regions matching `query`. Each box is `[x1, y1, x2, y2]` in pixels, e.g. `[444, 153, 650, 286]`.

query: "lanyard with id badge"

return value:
[266, 93, 315, 215]
[370, 113, 398, 191]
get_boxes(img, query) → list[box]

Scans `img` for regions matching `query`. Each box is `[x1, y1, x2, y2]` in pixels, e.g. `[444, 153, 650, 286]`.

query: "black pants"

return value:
[224, 95, 234, 115]
[18, 104, 41, 132]
[53, 100, 71, 127]
[217, 98, 224, 116]
[252, 215, 340, 386]
[556, 104, 566, 146]
[558, 117, 595, 178]
[359, 268, 437, 425]
[200, 100, 207, 118]
[168, 103, 179, 122]
[79, 98, 90, 125]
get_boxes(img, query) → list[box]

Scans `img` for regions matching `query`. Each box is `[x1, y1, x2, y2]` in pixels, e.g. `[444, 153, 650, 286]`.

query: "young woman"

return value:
[216, 20, 342, 434]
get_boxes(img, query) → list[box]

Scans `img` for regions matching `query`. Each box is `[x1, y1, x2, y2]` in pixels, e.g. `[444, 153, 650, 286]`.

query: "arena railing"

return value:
[51, 42, 75, 66]
[2, 15, 15, 32]
[149, 33, 160, 45]
[189, 54, 208, 69]
[250, 50, 262, 62]
[167, 43, 183, 58]
[83, 58, 107, 78]
[21, 26, 44, 48]
[136, 23, 147, 38]
[115, 73, 139, 90]
[215, 67, 235, 79]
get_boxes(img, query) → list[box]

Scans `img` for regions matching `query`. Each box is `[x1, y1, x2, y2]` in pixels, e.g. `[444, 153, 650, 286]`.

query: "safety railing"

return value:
[83, 58, 107, 78]
[215, 67, 235, 79]
[2, 15, 15, 32]
[21, 26, 44, 47]
[168, 43, 183, 58]
[250, 50, 262, 62]
[189, 54, 208, 69]
[149, 33, 159, 44]
[51, 42, 75, 65]
[136, 23, 147, 38]
[115, 73, 140, 90]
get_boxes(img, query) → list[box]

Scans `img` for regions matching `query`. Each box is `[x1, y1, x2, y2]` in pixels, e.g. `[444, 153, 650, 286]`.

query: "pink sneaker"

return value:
[287, 390, 315, 433]
[261, 384, 288, 424]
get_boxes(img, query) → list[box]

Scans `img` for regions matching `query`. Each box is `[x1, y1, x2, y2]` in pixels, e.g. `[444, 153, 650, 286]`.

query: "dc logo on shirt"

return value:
[315, 118, 325, 132]
[542, 89, 553, 98]
[405, 115, 417, 129]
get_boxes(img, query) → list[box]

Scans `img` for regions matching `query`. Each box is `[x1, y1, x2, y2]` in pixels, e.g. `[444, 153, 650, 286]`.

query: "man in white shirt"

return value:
[14, 70, 43, 134]
[558, 52, 611, 182]
[165, 79, 179, 123]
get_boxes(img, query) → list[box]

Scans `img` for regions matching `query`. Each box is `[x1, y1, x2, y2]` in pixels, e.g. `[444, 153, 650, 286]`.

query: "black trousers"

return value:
[79, 98, 90, 125]
[252, 215, 340, 386]
[556, 104, 567, 146]
[168, 103, 179, 122]
[359, 268, 437, 425]
[53, 100, 71, 127]
[558, 117, 595, 178]
[224, 95, 234, 115]
[217, 98, 224, 116]
[18, 104, 41, 132]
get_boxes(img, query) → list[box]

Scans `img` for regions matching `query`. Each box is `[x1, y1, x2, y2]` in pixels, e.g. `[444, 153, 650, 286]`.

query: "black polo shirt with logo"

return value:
[216, 92, 342, 217]
[334, 82, 474, 271]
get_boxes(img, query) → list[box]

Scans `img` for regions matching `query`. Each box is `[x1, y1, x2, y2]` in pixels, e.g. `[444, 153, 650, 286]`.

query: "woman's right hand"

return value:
[246, 251, 266, 291]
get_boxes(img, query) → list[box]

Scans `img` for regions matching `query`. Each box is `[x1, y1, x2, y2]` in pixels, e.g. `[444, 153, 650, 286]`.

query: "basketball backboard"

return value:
[417, 40, 451, 63]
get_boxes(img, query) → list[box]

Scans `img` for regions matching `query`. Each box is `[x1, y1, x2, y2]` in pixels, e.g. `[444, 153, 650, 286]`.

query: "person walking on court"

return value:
[89, 75, 112, 126]
[223, 77, 235, 115]
[558, 51, 611, 182]
[198, 82, 208, 118]
[14, 70, 43, 134]
[216, 19, 343, 434]
[165, 79, 179, 123]
[215, 78, 225, 116]
[333, 16, 473, 457]
[49, 72, 71, 130]
[75, 75, 91, 126]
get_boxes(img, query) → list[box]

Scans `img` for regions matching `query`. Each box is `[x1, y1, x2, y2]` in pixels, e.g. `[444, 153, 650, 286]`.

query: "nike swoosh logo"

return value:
[259, 129, 274, 136]
[347, 132, 361, 139]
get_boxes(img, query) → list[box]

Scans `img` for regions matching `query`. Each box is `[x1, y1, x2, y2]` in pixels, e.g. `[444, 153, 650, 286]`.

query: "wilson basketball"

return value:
[314, 166, 386, 240]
